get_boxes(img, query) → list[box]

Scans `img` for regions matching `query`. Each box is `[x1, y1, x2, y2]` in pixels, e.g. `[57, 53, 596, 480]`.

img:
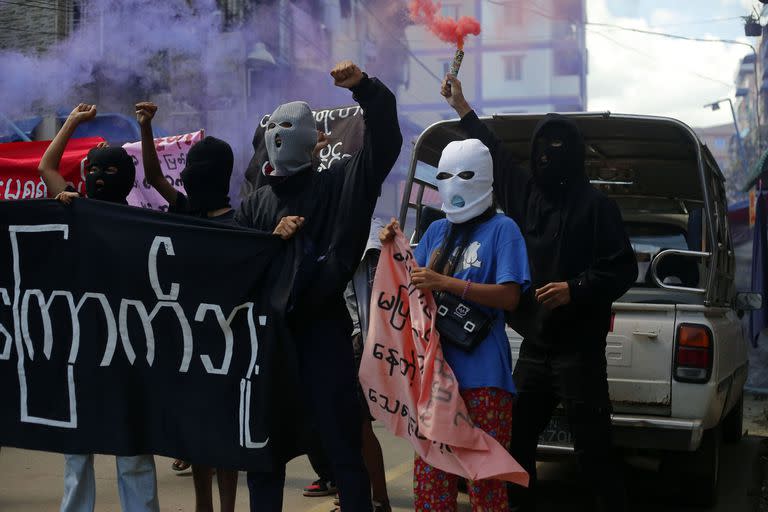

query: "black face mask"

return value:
[180, 136, 233, 214]
[530, 115, 586, 191]
[85, 147, 136, 203]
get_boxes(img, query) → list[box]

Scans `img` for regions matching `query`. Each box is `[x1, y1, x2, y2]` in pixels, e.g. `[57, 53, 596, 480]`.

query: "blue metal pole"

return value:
[0, 113, 32, 142]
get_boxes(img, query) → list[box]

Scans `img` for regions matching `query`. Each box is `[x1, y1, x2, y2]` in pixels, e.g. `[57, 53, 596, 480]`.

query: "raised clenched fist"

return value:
[135, 102, 158, 127]
[379, 217, 399, 244]
[331, 60, 364, 89]
[67, 103, 97, 125]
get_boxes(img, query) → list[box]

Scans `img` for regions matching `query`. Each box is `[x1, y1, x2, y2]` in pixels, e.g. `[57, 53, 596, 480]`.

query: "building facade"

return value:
[696, 123, 735, 172]
[694, 122, 748, 204]
[399, 0, 587, 126]
[0, 0, 83, 53]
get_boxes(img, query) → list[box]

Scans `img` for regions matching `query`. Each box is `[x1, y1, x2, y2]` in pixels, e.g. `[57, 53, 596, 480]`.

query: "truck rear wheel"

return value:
[662, 426, 721, 507]
[722, 393, 744, 444]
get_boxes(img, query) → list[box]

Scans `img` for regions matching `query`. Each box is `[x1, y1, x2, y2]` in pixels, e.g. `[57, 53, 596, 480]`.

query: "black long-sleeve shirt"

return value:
[459, 111, 637, 348]
[235, 76, 402, 319]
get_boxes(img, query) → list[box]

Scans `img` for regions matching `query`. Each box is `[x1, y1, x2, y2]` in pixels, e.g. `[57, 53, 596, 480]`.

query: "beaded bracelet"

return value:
[461, 279, 472, 300]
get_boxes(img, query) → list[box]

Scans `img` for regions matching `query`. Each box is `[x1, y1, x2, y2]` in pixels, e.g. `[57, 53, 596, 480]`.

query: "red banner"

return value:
[0, 137, 104, 200]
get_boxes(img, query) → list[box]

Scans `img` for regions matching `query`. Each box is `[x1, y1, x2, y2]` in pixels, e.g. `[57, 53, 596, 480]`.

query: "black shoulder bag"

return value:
[432, 210, 495, 352]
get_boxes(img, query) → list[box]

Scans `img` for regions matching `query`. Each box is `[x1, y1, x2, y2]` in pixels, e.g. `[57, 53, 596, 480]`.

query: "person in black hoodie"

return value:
[236, 60, 402, 512]
[441, 75, 637, 512]
[135, 102, 240, 512]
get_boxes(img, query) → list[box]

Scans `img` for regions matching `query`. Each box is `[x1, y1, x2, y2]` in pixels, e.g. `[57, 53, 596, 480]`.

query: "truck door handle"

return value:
[632, 330, 659, 339]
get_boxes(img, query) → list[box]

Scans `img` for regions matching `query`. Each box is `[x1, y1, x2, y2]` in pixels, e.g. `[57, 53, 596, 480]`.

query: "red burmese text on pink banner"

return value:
[122, 130, 204, 211]
[358, 229, 529, 486]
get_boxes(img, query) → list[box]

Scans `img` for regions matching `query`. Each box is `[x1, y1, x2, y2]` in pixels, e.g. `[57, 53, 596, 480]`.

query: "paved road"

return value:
[0, 424, 763, 511]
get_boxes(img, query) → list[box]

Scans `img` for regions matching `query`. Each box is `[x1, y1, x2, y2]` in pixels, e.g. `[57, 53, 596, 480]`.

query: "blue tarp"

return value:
[0, 116, 41, 143]
[1, 112, 167, 145]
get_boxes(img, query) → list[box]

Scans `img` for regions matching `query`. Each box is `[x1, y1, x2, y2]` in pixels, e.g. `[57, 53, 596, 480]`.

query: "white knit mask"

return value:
[436, 139, 494, 223]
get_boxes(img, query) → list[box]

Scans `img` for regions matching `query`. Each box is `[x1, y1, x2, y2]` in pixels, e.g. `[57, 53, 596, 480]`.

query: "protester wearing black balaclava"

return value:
[84, 146, 136, 203]
[442, 76, 637, 512]
[180, 136, 234, 214]
[39, 103, 161, 512]
[136, 102, 237, 228]
[135, 104, 240, 511]
[236, 61, 402, 512]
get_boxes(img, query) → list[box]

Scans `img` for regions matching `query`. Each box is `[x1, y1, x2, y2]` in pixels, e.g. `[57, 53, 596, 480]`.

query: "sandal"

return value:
[171, 459, 191, 472]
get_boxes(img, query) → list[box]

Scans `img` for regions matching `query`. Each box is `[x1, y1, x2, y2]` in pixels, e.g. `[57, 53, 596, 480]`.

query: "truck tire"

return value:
[663, 426, 721, 507]
[722, 393, 744, 444]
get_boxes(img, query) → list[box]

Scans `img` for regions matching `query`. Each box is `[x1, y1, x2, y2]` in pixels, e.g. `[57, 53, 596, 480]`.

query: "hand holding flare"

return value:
[408, 0, 480, 86]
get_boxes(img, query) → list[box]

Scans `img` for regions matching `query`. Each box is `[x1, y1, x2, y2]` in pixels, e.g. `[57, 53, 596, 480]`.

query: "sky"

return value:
[586, 0, 759, 127]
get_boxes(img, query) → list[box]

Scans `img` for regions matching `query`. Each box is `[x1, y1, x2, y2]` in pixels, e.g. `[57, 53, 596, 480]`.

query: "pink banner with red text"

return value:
[358, 230, 529, 485]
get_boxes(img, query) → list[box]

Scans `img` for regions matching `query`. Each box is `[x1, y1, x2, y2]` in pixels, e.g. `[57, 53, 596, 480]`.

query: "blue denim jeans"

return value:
[61, 454, 160, 512]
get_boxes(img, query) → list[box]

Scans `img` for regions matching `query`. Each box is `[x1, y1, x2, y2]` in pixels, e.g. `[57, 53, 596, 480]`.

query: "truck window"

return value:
[627, 222, 700, 289]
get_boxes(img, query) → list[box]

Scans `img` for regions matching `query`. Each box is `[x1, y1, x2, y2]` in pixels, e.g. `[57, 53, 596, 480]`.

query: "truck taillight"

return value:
[674, 324, 713, 383]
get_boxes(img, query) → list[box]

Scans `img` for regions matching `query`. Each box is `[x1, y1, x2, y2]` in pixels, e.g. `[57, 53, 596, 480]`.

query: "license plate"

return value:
[538, 414, 573, 447]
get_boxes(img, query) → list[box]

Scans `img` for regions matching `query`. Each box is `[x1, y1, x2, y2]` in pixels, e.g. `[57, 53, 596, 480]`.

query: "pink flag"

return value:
[358, 229, 529, 486]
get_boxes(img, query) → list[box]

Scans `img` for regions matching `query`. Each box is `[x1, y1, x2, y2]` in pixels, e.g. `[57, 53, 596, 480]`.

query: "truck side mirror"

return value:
[735, 292, 763, 311]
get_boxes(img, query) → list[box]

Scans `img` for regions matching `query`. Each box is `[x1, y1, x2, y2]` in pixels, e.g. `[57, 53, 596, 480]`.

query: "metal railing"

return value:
[649, 249, 711, 294]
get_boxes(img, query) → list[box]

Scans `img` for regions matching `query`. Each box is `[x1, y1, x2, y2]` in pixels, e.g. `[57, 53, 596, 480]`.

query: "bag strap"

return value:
[432, 208, 496, 277]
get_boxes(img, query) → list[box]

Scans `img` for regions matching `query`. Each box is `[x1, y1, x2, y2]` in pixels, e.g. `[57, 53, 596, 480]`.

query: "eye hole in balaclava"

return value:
[84, 147, 136, 204]
[180, 136, 234, 214]
[436, 139, 494, 224]
[264, 101, 317, 176]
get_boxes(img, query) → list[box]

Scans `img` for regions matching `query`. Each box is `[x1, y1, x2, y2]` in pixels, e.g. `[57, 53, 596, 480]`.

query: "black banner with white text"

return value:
[0, 199, 302, 471]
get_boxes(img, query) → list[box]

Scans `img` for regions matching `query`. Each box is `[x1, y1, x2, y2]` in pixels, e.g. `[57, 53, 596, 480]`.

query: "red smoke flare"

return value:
[409, 0, 481, 49]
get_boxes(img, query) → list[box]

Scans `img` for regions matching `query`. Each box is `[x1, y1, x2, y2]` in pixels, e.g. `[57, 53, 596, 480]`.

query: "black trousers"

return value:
[508, 342, 627, 512]
[247, 314, 371, 512]
[307, 442, 334, 484]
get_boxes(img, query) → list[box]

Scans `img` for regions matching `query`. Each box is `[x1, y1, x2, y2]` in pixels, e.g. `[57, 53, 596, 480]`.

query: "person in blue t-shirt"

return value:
[381, 138, 530, 512]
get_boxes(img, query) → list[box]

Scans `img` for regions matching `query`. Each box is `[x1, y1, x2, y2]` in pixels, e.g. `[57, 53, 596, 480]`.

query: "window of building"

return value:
[554, 48, 581, 76]
[503, 55, 524, 81]
[441, 4, 460, 19]
[72, 1, 83, 31]
[504, 2, 523, 26]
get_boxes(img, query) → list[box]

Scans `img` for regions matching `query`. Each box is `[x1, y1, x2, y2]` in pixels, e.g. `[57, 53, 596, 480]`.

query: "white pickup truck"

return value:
[398, 112, 762, 507]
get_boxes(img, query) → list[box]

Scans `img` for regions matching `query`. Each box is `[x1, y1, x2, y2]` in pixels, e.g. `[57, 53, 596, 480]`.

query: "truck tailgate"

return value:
[608, 303, 675, 415]
[508, 302, 675, 416]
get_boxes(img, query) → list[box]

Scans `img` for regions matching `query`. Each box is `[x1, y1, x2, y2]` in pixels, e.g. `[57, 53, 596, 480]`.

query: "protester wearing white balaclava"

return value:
[436, 139, 494, 223]
[265, 101, 317, 176]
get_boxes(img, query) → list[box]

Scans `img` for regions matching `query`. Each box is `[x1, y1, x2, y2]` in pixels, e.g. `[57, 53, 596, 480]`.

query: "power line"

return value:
[480, 1, 757, 65]
[587, 22, 756, 54]
[588, 28, 734, 89]
[651, 16, 743, 28]
[486, 0, 743, 27]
